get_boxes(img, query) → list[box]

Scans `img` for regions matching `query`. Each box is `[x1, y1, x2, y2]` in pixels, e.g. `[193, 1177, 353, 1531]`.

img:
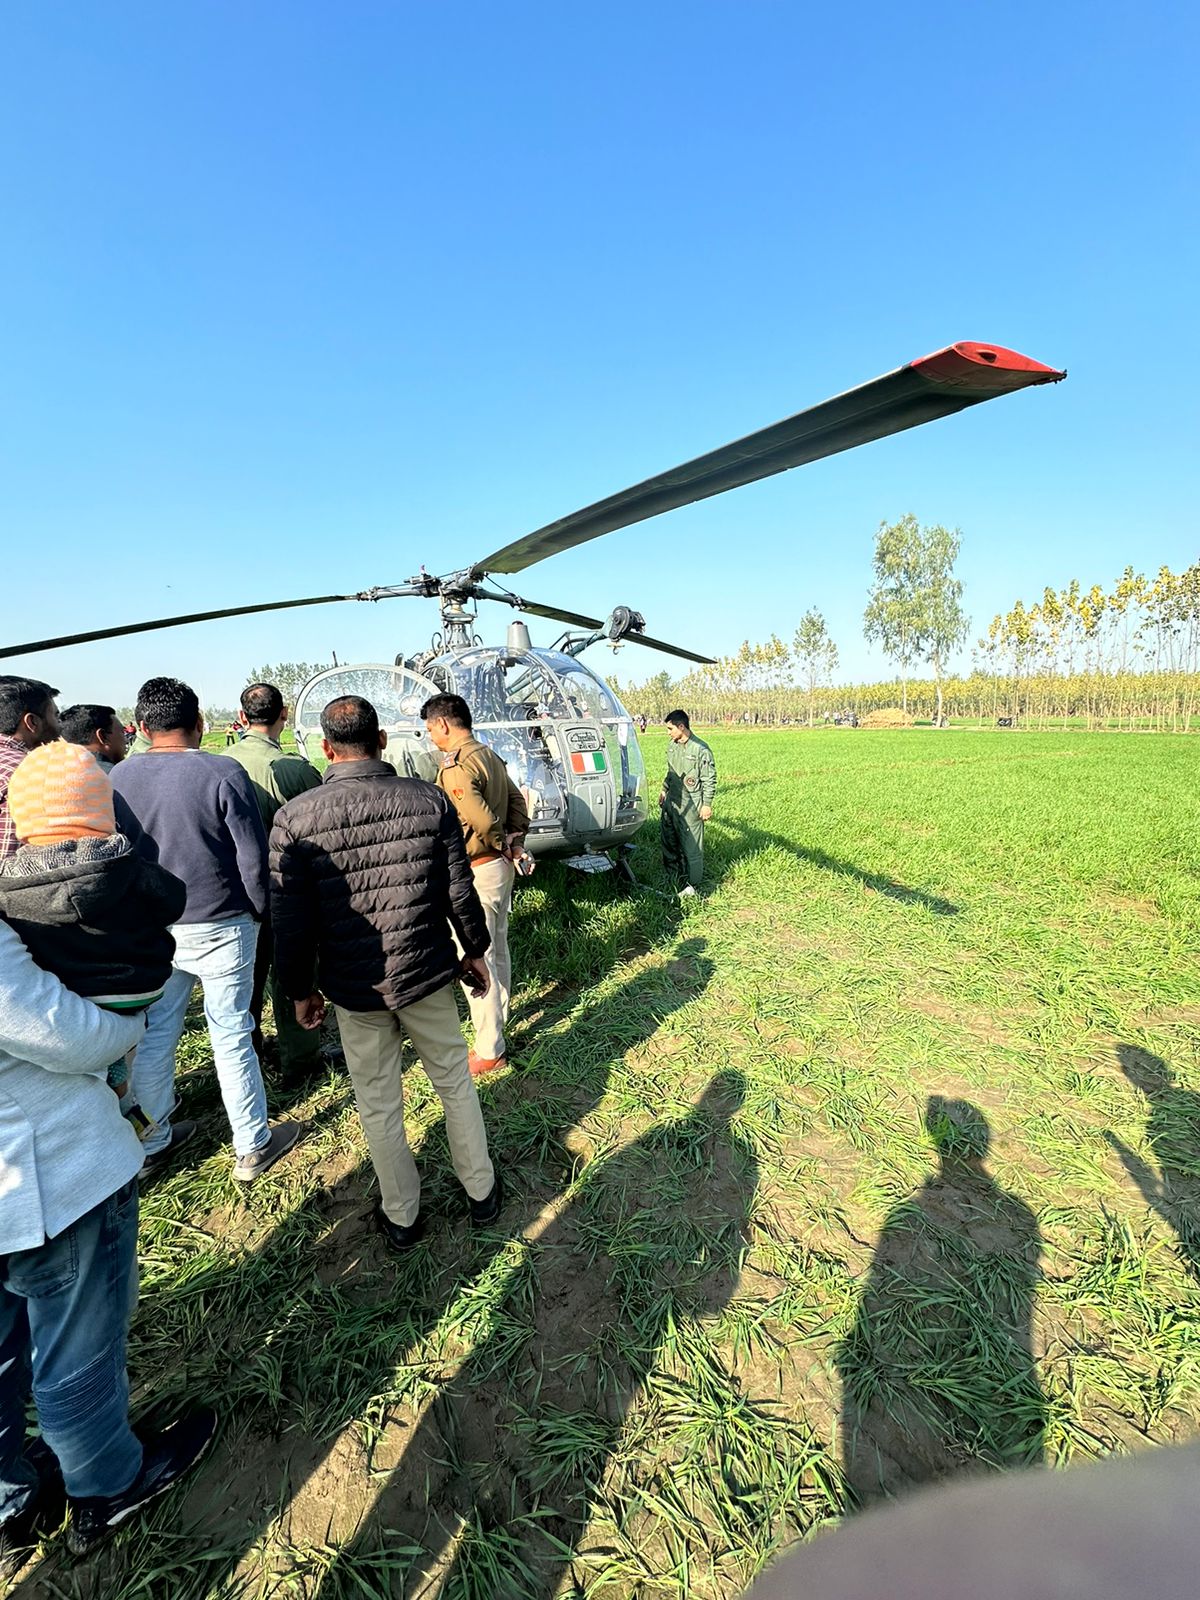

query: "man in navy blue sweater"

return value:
[113, 678, 300, 1182]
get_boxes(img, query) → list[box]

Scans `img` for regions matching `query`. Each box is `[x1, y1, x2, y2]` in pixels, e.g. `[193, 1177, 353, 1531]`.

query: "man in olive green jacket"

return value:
[660, 709, 716, 896]
[227, 682, 324, 1074]
[423, 693, 530, 1076]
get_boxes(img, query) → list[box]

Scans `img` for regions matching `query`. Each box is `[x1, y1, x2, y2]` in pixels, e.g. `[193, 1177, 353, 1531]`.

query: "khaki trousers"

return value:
[335, 983, 495, 1227]
[453, 856, 515, 1060]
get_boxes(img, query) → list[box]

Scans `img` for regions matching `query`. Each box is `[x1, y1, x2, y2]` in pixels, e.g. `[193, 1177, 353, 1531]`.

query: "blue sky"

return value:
[2, 1, 1196, 707]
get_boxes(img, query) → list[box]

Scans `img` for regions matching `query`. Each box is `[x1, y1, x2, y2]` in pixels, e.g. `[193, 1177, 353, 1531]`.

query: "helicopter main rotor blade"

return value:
[622, 632, 715, 666]
[495, 596, 606, 631]
[0, 588, 420, 661]
[471, 342, 1066, 577]
[475, 590, 713, 664]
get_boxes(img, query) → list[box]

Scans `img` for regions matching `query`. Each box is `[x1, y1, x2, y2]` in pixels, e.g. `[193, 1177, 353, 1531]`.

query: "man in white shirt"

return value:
[0, 922, 215, 1569]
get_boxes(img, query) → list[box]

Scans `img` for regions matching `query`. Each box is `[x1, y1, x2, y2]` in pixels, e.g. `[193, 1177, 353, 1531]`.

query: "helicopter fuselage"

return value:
[292, 646, 650, 866]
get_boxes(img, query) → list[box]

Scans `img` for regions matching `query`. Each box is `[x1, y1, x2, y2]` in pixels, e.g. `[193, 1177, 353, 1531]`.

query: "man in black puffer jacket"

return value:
[269, 694, 502, 1250]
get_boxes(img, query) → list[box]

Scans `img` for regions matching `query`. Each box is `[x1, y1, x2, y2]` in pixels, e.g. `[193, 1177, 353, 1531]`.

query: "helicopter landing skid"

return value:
[613, 846, 639, 888]
[561, 845, 639, 888]
[562, 852, 615, 875]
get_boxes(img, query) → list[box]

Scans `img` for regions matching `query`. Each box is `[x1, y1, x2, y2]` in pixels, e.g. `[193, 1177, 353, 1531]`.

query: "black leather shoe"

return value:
[374, 1202, 426, 1252]
[0, 1449, 65, 1581]
[66, 1405, 217, 1558]
[140, 1119, 198, 1179]
[469, 1173, 504, 1228]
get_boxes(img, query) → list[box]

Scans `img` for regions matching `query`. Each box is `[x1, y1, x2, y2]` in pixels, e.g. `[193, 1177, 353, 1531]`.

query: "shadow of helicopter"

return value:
[502, 849, 687, 1047]
[708, 816, 960, 917]
[21, 939, 714, 1599]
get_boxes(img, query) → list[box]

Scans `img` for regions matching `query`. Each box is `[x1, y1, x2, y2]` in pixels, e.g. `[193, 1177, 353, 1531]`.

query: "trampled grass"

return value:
[20, 728, 1200, 1599]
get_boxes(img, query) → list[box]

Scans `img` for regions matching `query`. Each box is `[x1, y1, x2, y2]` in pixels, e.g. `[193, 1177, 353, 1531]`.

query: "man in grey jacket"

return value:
[0, 921, 216, 1568]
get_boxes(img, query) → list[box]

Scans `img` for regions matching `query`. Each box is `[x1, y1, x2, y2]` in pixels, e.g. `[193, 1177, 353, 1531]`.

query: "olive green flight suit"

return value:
[226, 730, 325, 1073]
[660, 733, 716, 888]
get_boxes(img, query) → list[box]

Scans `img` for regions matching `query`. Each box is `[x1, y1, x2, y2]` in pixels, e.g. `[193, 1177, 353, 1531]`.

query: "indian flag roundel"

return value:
[570, 750, 608, 774]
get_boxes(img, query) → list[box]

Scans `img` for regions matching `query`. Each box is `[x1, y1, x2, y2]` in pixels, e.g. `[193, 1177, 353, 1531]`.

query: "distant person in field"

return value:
[0, 922, 216, 1571]
[0, 676, 61, 859]
[421, 692, 531, 1077]
[112, 677, 300, 1182]
[60, 702, 128, 774]
[225, 681, 326, 1079]
[224, 720, 239, 747]
[270, 694, 501, 1251]
[660, 708, 716, 897]
[0, 740, 185, 1136]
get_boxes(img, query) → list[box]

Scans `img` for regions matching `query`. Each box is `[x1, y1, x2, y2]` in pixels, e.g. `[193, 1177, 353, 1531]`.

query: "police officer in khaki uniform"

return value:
[660, 708, 716, 897]
[422, 693, 531, 1075]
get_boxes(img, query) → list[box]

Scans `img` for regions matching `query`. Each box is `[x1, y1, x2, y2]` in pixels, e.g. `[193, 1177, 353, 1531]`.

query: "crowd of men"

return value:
[0, 670, 715, 1571]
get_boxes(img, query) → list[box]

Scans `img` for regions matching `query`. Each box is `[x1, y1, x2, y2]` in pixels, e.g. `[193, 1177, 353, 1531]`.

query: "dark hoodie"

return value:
[0, 834, 186, 998]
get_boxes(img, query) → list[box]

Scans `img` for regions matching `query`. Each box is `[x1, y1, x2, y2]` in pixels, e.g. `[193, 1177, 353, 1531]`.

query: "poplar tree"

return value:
[864, 516, 968, 725]
[793, 609, 839, 726]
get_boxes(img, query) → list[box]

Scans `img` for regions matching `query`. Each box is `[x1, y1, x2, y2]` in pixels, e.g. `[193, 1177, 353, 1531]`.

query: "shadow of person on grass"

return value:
[17, 939, 714, 1599]
[836, 1096, 1044, 1509]
[1105, 1044, 1200, 1280]
[309, 1067, 757, 1600]
[142, 847, 683, 1188]
[706, 818, 959, 916]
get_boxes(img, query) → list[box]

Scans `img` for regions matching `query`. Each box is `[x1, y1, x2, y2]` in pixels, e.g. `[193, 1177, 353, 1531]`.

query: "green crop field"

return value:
[30, 728, 1200, 1600]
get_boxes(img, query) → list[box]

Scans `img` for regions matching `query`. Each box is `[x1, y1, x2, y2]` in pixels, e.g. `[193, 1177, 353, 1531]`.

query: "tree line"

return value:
[610, 520, 1200, 732]
[111, 543, 1200, 734]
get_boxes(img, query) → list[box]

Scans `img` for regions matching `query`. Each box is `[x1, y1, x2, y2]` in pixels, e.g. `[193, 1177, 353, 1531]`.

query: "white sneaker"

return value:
[678, 885, 699, 899]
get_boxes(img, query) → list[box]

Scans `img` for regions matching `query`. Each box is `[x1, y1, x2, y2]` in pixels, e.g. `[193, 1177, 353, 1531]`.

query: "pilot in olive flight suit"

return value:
[659, 709, 716, 897]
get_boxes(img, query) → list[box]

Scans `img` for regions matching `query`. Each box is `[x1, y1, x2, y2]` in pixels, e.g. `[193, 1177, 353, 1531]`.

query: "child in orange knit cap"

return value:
[0, 740, 186, 1132]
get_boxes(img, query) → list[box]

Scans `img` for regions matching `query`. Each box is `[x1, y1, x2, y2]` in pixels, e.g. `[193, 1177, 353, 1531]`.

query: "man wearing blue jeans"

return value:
[113, 677, 299, 1182]
[0, 921, 216, 1570]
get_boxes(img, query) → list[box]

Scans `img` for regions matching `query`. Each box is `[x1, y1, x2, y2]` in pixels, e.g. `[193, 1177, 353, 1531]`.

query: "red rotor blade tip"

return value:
[910, 342, 1066, 390]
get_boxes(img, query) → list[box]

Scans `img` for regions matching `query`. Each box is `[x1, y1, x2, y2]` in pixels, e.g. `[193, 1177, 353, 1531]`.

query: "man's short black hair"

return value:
[135, 677, 201, 734]
[665, 709, 691, 730]
[61, 704, 118, 746]
[0, 677, 59, 738]
[420, 693, 472, 730]
[320, 695, 380, 755]
[241, 683, 285, 726]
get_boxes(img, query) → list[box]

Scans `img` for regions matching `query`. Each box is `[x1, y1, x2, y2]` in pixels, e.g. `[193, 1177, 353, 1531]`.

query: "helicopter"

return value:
[4, 340, 1064, 875]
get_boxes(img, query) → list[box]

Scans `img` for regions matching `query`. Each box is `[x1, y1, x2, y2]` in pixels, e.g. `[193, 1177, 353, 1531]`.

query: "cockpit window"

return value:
[293, 664, 436, 738]
[544, 658, 622, 720]
[428, 648, 573, 723]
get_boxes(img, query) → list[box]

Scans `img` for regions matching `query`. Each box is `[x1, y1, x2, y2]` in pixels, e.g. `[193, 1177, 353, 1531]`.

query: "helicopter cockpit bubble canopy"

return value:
[293, 663, 442, 781]
[291, 647, 648, 857]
